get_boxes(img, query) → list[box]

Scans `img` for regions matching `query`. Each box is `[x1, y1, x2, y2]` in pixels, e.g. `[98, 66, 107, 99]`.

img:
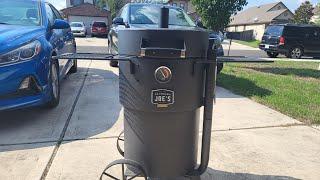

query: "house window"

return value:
[71, 0, 84, 6]
[277, 6, 281, 10]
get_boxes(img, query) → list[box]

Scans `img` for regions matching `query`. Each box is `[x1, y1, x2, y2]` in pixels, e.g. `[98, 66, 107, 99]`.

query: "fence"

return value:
[226, 30, 254, 41]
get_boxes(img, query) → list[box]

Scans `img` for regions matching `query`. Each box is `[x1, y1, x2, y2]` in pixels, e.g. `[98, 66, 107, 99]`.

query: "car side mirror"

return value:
[112, 17, 125, 26]
[52, 19, 70, 29]
[196, 20, 205, 29]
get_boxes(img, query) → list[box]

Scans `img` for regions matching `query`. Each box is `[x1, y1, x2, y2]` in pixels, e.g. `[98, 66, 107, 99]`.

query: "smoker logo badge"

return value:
[152, 89, 174, 108]
[154, 66, 172, 83]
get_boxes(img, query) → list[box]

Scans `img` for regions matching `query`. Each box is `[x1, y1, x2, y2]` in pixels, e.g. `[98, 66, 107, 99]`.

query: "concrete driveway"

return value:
[0, 37, 319, 180]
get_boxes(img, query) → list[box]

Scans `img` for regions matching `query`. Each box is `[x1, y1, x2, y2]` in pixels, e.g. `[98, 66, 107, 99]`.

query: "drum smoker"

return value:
[55, 7, 273, 180]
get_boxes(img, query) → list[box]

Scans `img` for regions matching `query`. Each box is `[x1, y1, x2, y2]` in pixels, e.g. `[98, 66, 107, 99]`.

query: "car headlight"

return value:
[0, 40, 41, 65]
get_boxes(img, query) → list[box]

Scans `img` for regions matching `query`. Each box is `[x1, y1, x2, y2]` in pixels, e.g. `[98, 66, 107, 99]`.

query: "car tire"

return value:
[69, 59, 78, 74]
[289, 47, 303, 59]
[46, 61, 60, 108]
[217, 63, 224, 74]
[267, 52, 279, 58]
[110, 60, 118, 67]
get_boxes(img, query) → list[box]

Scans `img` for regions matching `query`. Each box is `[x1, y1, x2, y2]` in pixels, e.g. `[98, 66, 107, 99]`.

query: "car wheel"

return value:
[46, 61, 60, 108]
[110, 60, 118, 67]
[217, 63, 224, 74]
[290, 47, 303, 59]
[69, 59, 78, 74]
[267, 52, 279, 58]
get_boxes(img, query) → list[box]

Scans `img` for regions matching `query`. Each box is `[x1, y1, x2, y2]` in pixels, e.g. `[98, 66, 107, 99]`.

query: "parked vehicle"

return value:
[91, 21, 108, 37]
[0, 0, 77, 111]
[70, 22, 86, 37]
[260, 24, 320, 59]
[108, 3, 225, 73]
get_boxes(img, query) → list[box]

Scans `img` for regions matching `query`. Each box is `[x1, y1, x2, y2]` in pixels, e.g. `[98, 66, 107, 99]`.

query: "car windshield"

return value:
[71, 23, 84, 27]
[130, 5, 196, 27]
[0, 0, 41, 26]
[93, 22, 107, 27]
[265, 26, 284, 36]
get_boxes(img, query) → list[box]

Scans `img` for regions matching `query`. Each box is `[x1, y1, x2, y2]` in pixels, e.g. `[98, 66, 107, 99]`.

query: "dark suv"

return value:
[259, 24, 320, 59]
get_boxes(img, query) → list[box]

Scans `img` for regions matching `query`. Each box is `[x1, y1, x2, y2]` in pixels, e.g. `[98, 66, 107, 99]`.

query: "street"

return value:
[0, 37, 319, 180]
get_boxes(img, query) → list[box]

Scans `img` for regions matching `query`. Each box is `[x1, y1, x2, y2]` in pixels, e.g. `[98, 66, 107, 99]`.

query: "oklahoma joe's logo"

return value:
[151, 89, 174, 108]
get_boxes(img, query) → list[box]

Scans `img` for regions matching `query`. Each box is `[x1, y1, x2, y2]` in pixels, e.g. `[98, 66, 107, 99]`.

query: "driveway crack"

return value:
[40, 61, 92, 180]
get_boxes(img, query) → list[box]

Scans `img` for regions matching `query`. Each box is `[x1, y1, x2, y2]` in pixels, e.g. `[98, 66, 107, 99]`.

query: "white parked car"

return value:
[70, 22, 86, 37]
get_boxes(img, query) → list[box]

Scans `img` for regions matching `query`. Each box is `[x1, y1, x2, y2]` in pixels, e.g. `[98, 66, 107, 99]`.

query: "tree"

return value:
[97, 0, 126, 19]
[191, 0, 248, 31]
[293, 1, 314, 24]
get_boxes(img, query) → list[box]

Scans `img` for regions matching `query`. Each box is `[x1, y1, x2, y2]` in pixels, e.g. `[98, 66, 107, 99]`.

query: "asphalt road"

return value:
[0, 37, 319, 180]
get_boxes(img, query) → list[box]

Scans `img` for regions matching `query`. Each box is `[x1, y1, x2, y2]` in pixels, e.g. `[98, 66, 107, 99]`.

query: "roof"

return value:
[229, 2, 292, 26]
[61, 3, 110, 17]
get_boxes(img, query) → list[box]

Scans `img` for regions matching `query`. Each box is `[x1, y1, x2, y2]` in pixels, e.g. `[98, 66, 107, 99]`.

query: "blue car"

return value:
[0, 0, 77, 111]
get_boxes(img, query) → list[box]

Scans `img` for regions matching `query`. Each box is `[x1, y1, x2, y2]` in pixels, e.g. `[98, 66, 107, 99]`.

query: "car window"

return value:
[130, 5, 196, 27]
[265, 26, 284, 36]
[284, 27, 305, 37]
[93, 22, 107, 27]
[50, 5, 63, 20]
[0, 0, 41, 26]
[45, 3, 55, 25]
[120, 6, 129, 22]
[71, 23, 83, 27]
[309, 28, 319, 38]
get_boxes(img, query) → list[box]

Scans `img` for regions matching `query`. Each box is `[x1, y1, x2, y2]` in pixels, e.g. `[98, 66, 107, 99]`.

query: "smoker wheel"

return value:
[117, 131, 124, 157]
[100, 159, 148, 180]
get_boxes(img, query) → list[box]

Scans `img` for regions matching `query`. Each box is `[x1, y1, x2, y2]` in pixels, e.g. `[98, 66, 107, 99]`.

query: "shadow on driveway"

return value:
[0, 67, 122, 153]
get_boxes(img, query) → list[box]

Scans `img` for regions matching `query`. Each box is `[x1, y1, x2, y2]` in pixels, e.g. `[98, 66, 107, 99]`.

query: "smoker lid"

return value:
[118, 28, 209, 59]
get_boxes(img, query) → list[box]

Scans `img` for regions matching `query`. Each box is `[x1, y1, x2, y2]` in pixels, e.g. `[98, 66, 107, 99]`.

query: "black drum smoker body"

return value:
[113, 28, 216, 179]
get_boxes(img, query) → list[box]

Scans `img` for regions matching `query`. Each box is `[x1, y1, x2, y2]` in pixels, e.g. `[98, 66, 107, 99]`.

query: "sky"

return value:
[47, 0, 319, 11]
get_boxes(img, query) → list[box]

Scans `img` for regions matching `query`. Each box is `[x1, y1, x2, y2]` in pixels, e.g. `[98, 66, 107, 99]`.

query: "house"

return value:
[62, 0, 111, 33]
[227, 2, 294, 40]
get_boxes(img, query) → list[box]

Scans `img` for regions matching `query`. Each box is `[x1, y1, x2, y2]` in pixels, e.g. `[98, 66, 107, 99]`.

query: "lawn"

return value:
[233, 40, 261, 48]
[217, 61, 320, 124]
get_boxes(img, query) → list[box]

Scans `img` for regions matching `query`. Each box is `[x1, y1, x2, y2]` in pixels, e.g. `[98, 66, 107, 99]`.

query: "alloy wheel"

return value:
[291, 48, 302, 59]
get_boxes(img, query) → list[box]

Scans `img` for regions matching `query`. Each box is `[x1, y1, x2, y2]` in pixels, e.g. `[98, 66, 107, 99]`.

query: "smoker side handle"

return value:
[189, 45, 216, 177]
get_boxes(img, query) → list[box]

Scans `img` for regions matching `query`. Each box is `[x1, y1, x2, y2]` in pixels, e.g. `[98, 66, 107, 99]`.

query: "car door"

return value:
[315, 28, 320, 55]
[109, 6, 129, 54]
[50, 4, 76, 75]
[303, 27, 320, 55]
[45, 3, 70, 77]
[309, 27, 320, 55]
